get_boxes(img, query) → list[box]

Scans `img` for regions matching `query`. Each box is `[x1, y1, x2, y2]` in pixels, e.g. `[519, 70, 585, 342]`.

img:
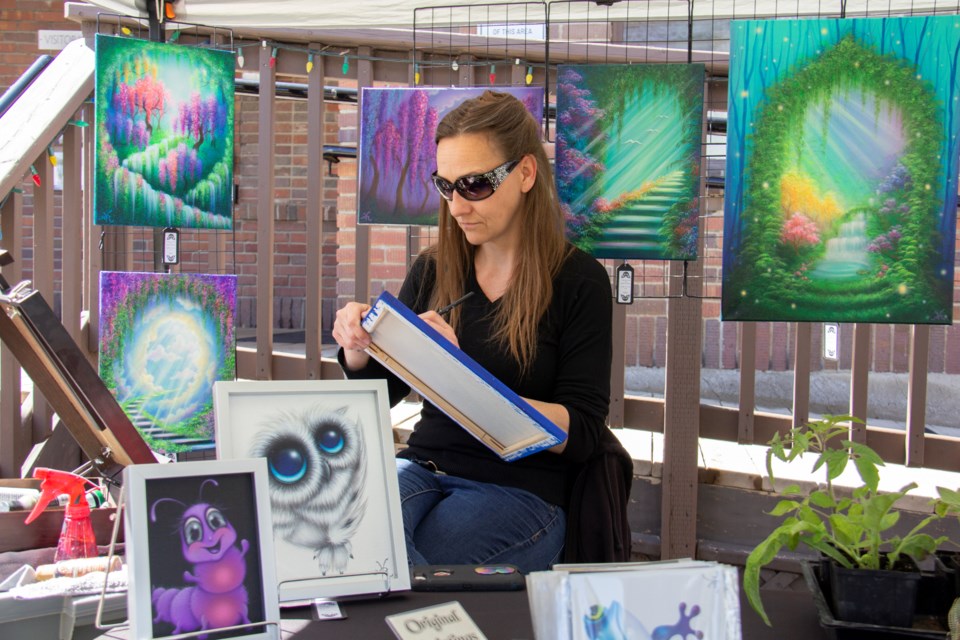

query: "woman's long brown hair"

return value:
[428, 90, 570, 375]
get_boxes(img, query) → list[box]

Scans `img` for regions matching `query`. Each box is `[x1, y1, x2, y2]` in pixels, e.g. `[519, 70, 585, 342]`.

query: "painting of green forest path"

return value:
[99, 272, 237, 455]
[556, 64, 705, 260]
[94, 35, 234, 229]
[722, 16, 960, 323]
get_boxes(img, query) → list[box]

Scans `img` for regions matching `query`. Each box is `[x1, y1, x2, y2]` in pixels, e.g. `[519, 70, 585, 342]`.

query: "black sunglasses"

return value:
[431, 159, 521, 202]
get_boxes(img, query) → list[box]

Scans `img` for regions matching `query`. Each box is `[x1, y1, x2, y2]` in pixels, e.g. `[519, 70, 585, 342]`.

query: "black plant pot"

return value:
[933, 551, 960, 605]
[826, 559, 921, 628]
[802, 561, 949, 639]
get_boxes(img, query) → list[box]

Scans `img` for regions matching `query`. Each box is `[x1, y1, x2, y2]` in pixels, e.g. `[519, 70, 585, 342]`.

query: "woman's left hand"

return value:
[418, 310, 460, 349]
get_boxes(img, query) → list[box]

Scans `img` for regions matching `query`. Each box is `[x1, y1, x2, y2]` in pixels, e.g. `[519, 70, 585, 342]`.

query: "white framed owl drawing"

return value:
[213, 379, 410, 603]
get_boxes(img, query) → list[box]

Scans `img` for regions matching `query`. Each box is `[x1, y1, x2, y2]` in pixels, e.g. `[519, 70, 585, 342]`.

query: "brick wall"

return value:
[0, 1, 65, 89]
[3, 5, 960, 373]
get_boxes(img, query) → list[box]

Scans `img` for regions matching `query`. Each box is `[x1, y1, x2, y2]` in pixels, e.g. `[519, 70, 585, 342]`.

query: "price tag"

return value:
[823, 323, 839, 361]
[616, 263, 634, 305]
[313, 599, 346, 620]
[162, 227, 180, 265]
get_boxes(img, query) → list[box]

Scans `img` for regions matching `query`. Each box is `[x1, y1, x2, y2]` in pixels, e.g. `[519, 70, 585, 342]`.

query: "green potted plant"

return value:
[744, 414, 960, 627]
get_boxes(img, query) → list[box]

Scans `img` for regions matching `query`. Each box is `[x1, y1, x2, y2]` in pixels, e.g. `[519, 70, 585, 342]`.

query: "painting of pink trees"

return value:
[94, 35, 234, 229]
[358, 87, 544, 226]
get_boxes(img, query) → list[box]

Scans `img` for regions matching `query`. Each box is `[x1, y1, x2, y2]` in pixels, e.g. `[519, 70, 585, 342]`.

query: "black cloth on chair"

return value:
[562, 427, 633, 564]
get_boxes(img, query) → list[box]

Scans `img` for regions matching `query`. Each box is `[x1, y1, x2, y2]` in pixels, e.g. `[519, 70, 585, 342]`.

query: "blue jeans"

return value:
[397, 459, 566, 574]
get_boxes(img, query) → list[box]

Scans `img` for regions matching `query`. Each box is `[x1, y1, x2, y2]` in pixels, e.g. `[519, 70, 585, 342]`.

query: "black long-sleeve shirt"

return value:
[340, 246, 612, 507]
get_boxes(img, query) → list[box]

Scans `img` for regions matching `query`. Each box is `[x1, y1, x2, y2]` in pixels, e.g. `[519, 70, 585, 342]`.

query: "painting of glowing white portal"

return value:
[556, 64, 705, 260]
[722, 16, 960, 323]
[99, 272, 237, 455]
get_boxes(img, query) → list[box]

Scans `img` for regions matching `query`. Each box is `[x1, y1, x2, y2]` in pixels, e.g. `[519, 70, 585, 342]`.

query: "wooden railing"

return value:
[1, 30, 958, 559]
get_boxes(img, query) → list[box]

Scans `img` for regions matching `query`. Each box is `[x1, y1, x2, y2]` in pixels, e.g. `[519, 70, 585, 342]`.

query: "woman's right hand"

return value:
[332, 302, 372, 370]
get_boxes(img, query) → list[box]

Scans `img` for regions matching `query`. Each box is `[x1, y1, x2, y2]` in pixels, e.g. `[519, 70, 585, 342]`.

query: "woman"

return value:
[332, 90, 612, 573]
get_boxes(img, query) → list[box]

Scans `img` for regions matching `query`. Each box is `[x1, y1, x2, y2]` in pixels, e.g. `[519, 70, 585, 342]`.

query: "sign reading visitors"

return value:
[38, 30, 82, 50]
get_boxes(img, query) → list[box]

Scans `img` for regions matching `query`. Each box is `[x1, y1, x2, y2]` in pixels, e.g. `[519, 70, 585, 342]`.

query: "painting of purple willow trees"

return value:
[722, 16, 960, 323]
[358, 87, 544, 226]
[556, 64, 705, 260]
[99, 272, 237, 455]
[94, 35, 234, 229]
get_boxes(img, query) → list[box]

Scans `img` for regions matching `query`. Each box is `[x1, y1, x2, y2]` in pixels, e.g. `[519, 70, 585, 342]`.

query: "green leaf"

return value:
[847, 441, 884, 466]
[806, 538, 854, 568]
[780, 484, 803, 496]
[898, 534, 946, 560]
[821, 448, 849, 480]
[937, 486, 960, 510]
[744, 532, 793, 627]
[851, 449, 880, 492]
[879, 511, 900, 532]
[810, 490, 836, 509]
[829, 513, 861, 546]
[863, 493, 899, 532]
[797, 506, 825, 528]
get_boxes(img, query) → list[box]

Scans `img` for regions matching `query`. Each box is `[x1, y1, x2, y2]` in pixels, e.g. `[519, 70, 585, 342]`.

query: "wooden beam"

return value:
[32, 152, 55, 442]
[305, 44, 326, 380]
[905, 325, 929, 467]
[849, 323, 871, 442]
[84, 103, 101, 359]
[61, 119, 83, 344]
[738, 322, 756, 444]
[792, 323, 811, 426]
[660, 268, 702, 559]
[354, 47, 373, 306]
[0, 190, 26, 477]
[609, 301, 626, 428]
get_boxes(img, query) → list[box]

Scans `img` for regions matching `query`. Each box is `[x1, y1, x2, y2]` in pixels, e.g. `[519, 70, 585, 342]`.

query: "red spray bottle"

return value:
[25, 468, 99, 562]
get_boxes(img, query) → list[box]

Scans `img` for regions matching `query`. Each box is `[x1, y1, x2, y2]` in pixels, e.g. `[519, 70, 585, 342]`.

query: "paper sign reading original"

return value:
[385, 601, 487, 640]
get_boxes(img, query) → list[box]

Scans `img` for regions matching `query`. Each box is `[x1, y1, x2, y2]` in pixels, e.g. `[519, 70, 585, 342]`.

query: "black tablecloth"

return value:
[82, 577, 826, 639]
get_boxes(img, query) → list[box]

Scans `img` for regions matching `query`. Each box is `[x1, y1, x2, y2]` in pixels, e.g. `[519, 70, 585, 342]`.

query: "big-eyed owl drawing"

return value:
[249, 404, 367, 575]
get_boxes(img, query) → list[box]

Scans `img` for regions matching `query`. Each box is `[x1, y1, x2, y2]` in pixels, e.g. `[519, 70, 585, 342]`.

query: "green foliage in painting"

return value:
[557, 64, 704, 260]
[94, 35, 235, 229]
[723, 17, 959, 324]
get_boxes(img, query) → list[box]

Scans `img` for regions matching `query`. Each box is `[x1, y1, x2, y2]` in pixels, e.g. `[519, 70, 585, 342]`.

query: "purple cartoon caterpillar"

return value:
[150, 479, 251, 637]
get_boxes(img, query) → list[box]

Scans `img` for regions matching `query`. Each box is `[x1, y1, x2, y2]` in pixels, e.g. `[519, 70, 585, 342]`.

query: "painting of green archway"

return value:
[557, 64, 705, 260]
[94, 35, 234, 229]
[99, 271, 237, 454]
[722, 16, 960, 324]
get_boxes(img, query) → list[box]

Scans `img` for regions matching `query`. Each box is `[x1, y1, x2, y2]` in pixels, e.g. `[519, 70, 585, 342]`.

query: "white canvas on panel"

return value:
[567, 563, 740, 640]
[213, 379, 409, 603]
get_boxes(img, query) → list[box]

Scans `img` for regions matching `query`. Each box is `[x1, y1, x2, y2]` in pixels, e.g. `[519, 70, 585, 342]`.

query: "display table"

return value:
[87, 585, 826, 639]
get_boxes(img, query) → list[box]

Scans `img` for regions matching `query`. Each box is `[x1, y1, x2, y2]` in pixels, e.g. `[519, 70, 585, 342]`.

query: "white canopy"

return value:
[72, 0, 950, 31]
